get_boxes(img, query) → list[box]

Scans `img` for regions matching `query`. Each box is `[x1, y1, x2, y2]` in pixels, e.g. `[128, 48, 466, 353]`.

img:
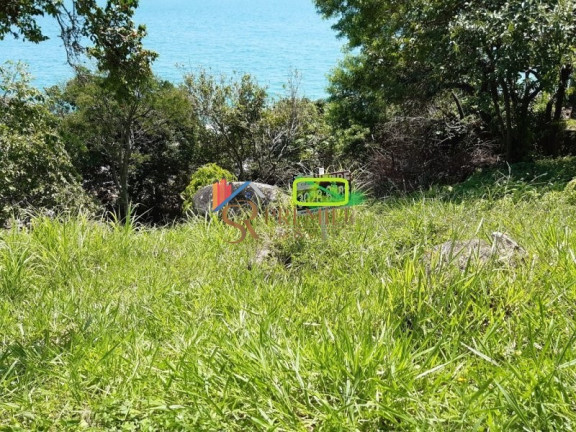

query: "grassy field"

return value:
[2, 159, 576, 430]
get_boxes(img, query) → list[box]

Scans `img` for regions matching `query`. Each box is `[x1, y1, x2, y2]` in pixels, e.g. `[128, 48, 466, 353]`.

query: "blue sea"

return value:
[0, 0, 344, 99]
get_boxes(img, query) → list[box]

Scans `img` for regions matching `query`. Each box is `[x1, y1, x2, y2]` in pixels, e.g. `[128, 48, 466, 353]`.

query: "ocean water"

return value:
[0, 0, 344, 99]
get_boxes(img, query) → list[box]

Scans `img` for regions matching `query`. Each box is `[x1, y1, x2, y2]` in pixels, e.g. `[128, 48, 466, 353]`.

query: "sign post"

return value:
[319, 168, 327, 240]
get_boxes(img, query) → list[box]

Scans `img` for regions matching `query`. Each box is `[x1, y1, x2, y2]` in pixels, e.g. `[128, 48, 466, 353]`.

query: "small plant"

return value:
[181, 163, 236, 212]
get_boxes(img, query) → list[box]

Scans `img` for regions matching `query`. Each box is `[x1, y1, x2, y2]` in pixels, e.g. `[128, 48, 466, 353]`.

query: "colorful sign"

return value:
[212, 180, 253, 212]
[212, 179, 232, 210]
[292, 177, 350, 207]
[292, 170, 352, 212]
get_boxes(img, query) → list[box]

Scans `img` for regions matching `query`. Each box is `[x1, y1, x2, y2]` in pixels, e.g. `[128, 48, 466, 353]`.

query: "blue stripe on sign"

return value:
[213, 181, 252, 212]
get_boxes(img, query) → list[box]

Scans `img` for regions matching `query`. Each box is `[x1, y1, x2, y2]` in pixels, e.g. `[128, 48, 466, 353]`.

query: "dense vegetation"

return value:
[1, 60, 334, 224]
[316, 0, 576, 162]
[1, 0, 575, 223]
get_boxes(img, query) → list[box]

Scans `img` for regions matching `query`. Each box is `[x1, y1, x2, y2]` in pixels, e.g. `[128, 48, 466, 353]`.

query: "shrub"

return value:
[0, 126, 93, 225]
[365, 115, 498, 196]
[182, 163, 236, 212]
[0, 62, 93, 226]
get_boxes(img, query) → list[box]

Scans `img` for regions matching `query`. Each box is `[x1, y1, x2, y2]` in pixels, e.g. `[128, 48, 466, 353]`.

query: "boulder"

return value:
[192, 182, 286, 216]
[425, 232, 526, 270]
[565, 178, 576, 192]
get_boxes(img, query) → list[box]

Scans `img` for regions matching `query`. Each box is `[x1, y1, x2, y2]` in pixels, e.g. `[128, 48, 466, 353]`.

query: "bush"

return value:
[366, 115, 498, 196]
[0, 62, 93, 226]
[0, 127, 93, 225]
[181, 163, 236, 212]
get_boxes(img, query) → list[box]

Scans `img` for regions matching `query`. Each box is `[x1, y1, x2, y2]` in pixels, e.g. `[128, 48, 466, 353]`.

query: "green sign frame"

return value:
[292, 177, 350, 207]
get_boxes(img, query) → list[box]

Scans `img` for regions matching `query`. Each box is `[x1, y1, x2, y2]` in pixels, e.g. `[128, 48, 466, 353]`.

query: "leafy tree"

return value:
[76, 1, 157, 99]
[2, 1, 158, 216]
[0, 61, 49, 131]
[53, 72, 197, 222]
[184, 71, 267, 179]
[254, 92, 335, 184]
[75, 1, 157, 217]
[316, 0, 576, 161]
[185, 71, 336, 184]
[0, 62, 90, 224]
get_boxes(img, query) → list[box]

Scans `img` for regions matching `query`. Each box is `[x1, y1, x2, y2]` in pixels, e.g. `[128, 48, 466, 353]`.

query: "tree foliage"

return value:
[0, 62, 90, 224]
[54, 72, 197, 222]
[184, 71, 268, 179]
[316, 0, 576, 161]
[184, 71, 335, 184]
[77, 0, 158, 99]
[0, 0, 61, 43]
[0, 0, 156, 67]
[181, 163, 236, 213]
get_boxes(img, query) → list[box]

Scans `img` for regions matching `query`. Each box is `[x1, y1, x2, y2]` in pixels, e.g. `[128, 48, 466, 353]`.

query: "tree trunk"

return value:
[451, 91, 465, 120]
[119, 124, 133, 219]
[500, 81, 516, 161]
[516, 103, 530, 159]
[553, 64, 573, 121]
[545, 96, 555, 122]
[543, 64, 573, 156]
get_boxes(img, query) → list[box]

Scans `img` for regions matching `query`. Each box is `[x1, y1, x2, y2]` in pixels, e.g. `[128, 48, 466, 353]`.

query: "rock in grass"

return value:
[248, 227, 287, 269]
[565, 178, 576, 191]
[248, 243, 274, 269]
[248, 227, 310, 269]
[425, 232, 526, 270]
[192, 182, 285, 216]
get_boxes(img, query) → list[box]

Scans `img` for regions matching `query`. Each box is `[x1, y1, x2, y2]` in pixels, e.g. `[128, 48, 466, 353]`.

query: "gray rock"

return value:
[192, 182, 286, 216]
[248, 242, 274, 269]
[247, 227, 286, 269]
[426, 232, 526, 270]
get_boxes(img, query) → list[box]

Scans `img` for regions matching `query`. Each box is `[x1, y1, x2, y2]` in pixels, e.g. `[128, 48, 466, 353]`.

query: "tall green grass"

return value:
[2, 161, 576, 430]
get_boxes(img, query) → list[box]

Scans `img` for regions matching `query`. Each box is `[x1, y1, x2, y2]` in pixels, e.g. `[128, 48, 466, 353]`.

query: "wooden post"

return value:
[316, 168, 327, 240]
[320, 209, 327, 241]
